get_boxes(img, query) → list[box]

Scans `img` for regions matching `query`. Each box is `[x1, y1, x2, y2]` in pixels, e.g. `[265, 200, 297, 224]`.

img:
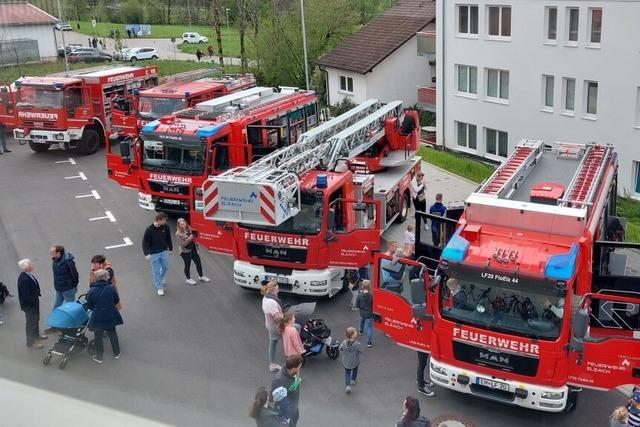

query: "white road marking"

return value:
[75, 190, 101, 200]
[55, 158, 76, 165]
[65, 172, 87, 181]
[89, 210, 116, 223]
[105, 237, 133, 250]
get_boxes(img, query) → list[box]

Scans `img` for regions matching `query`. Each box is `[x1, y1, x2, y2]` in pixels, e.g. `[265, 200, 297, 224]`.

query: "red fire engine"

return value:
[107, 86, 318, 217]
[12, 66, 159, 155]
[109, 72, 256, 140]
[373, 139, 640, 412]
[199, 99, 421, 297]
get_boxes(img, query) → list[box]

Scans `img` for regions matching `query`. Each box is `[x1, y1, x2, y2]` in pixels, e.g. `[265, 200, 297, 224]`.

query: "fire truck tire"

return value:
[395, 191, 410, 224]
[28, 141, 50, 152]
[77, 128, 100, 155]
[563, 390, 579, 413]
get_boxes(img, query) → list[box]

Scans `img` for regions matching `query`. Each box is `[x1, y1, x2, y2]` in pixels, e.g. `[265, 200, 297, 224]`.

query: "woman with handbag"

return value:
[175, 218, 210, 286]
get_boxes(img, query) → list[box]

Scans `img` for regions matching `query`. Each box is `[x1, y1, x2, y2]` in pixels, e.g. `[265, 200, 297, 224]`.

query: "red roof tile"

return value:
[0, 3, 57, 26]
[317, 0, 436, 74]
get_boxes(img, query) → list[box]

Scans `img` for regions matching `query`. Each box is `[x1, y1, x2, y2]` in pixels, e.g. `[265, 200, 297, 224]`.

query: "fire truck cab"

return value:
[373, 140, 640, 412]
[0, 84, 17, 130]
[107, 86, 318, 216]
[200, 99, 421, 297]
[13, 66, 158, 155]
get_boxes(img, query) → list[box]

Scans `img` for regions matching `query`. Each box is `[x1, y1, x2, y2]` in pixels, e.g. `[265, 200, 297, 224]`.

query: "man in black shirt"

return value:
[142, 212, 173, 296]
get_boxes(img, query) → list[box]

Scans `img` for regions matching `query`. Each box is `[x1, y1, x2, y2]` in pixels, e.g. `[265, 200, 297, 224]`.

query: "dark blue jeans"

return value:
[359, 317, 373, 344]
[344, 366, 358, 386]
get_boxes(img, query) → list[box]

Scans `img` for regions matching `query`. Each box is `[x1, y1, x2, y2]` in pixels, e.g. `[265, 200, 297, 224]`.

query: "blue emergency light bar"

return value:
[441, 230, 469, 263]
[544, 243, 579, 281]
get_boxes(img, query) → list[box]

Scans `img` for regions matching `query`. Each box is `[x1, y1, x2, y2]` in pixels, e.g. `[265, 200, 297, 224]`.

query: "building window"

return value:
[588, 8, 602, 44]
[585, 81, 598, 116]
[545, 7, 557, 41]
[634, 87, 640, 127]
[456, 65, 477, 95]
[458, 5, 479, 35]
[543, 75, 554, 108]
[635, 161, 640, 193]
[486, 69, 509, 100]
[563, 78, 576, 112]
[486, 128, 508, 157]
[339, 76, 353, 93]
[456, 121, 477, 149]
[488, 6, 511, 37]
[567, 8, 579, 43]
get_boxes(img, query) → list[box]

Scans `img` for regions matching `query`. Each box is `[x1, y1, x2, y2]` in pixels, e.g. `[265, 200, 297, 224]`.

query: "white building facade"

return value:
[436, 0, 640, 197]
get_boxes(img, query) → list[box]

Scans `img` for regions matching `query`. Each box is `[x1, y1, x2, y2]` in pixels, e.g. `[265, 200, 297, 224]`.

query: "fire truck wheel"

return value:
[28, 141, 50, 152]
[78, 128, 100, 155]
[563, 390, 579, 413]
[395, 191, 410, 223]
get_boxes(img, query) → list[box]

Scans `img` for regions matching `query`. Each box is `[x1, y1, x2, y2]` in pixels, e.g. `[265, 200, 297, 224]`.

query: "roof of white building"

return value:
[317, 0, 435, 74]
[0, 2, 57, 26]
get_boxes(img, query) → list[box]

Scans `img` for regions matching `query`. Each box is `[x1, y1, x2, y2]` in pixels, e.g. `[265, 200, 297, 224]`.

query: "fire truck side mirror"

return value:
[572, 307, 589, 340]
[327, 208, 336, 231]
[120, 138, 131, 162]
[412, 304, 433, 321]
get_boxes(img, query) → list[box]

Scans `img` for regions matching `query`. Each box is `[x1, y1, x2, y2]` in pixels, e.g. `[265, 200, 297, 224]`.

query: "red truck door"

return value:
[327, 199, 381, 268]
[111, 95, 138, 136]
[567, 292, 640, 390]
[106, 136, 139, 190]
[372, 253, 433, 353]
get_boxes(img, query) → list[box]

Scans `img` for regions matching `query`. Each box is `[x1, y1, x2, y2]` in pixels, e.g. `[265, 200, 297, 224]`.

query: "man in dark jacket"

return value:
[356, 281, 374, 347]
[271, 355, 303, 427]
[429, 193, 447, 247]
[49, 245, 79, 310]
[17, 259, 47, 348]
[142, 212, 173, 296]
[87, 269, 123, 363]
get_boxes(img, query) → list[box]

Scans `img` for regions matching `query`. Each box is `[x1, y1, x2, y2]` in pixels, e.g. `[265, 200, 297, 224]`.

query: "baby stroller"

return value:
[289, 302, 340, 360]
[43, 295, 95, 369]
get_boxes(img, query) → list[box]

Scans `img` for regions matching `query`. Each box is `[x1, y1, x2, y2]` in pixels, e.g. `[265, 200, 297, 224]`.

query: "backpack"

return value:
[66, 260, 79, 287]
[0, 282, 11, 304]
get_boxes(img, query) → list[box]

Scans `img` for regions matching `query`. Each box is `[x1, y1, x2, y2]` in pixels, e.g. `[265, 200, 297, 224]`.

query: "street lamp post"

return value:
[55, 0, 69, 71]
[225, 8, 230, 33]
[300, 0, 310, 90]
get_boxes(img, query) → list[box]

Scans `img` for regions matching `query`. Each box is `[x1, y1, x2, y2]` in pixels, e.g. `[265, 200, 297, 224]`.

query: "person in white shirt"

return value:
[261, 281, 284, 372]
[410, 172, 427, 230]
[404, 224, 415, 259]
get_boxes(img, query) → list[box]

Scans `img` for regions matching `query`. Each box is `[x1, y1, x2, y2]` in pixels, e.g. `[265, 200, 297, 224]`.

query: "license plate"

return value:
[266, 275, 289, 284]
[161, 198, 181, 205]
[476, 377, 509, 391]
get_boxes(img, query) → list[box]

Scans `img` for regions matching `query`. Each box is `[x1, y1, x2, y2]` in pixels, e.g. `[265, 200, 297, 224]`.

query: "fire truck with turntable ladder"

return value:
[12, 66, 159, 155]
[108, 86, 319, 217]
[199, 99, 422, 297]
[372, 139, 640, 412]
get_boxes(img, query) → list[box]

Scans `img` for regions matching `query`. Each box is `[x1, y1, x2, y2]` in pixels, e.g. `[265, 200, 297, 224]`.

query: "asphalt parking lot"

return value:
[0, 139, 627, 426]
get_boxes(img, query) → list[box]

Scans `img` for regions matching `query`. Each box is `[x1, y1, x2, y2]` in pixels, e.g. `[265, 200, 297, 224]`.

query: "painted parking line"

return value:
[65, 172, 87, 181]
[89, 210, 116, 223]
[55, 158, 76, 165]
[105, 237, 133, 250]
[75, 190, 101, 200]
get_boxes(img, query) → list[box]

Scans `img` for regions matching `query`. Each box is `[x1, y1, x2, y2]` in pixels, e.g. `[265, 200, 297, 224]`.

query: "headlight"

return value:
[310, 280, 327, 287]
[15, 130, 24, 138]
[430, 362, 447, 376]
[541, 391, 565, 400]
[235, 270, 246, 278]
[54, 133, 64, 140]
[138, 192, 152, 202]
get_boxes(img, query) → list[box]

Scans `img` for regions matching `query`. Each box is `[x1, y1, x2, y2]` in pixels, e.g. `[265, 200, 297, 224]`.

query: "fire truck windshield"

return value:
[138, 97, 186, 120]
[440, 270, 566, 340]
[17, 86, 63, 109]
[142, 139, 205, 175]
[242, 191, 323, 235]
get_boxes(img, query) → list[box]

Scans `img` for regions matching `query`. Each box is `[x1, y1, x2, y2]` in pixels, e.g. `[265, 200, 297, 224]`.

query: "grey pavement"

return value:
[0, 137, 626, 426]
[57, 30, 246, 66]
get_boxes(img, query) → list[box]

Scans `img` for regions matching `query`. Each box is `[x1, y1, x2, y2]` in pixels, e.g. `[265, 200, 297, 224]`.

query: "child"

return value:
[271, 386, 291, 425]
[404, 224, 415, 259]
[279, 312, 305, 358]
[347, 270, 360, 310]
[356, 280, 373, 348]
[339, 327, 362, 394]
[610, 406, 628, 427]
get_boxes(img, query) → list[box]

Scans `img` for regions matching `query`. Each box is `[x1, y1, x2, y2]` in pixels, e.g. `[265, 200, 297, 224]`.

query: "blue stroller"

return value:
[43, 296, 95, 369]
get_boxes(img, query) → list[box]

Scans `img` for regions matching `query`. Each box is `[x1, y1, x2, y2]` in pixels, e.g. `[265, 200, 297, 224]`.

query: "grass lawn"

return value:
[418, 145, 495, 184]
[178, 37, 255, 60]
[617, 197, 640, 242]
[0, 59, 243, 83]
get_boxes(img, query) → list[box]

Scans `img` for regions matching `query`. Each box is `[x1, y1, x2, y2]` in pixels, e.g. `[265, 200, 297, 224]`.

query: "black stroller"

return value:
[289, 302, 340, 360]
[43, 295, 95, 369]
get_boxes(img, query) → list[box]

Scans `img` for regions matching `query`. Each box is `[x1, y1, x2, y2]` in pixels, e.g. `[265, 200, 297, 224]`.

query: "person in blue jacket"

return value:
[87, 269, 123, 363]
[429, 194, 447, 247]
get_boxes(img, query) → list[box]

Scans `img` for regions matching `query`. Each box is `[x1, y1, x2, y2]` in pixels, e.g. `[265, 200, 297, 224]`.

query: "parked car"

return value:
[67, 49, 112, 63]
[54, 21, 72, 31]
[182, 32, 208, 44]
[57, 43, 84, 57]
[119, 47, 159, 61]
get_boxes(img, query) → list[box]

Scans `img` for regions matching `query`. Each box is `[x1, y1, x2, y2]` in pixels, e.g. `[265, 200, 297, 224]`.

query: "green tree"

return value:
[257, 0, 357, 87]
[121, 0, 143, 24]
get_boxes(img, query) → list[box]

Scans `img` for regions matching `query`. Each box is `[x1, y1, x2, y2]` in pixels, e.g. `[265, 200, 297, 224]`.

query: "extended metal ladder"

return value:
[202, 99, 403, 225]
[195, 86, 276, 112]
[478, 139, 544, 198]
[559, 143, 613, 210]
